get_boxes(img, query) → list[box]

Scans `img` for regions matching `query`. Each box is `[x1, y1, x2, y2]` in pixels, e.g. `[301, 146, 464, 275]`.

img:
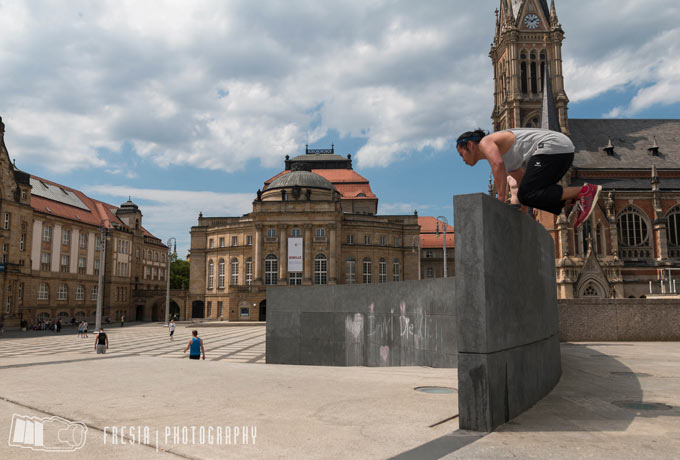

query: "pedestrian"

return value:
[456, 128, 601, 229]
[56, 319, 62, 333]
[82, 320, 88, 338]
[168, 319, 176, 341]
[120, 314, 125, 328]
[77, 321, 83, 338]
[183, 330, 205, 360]
[71, 316, 76, 328]
[94, 328, 108, 354]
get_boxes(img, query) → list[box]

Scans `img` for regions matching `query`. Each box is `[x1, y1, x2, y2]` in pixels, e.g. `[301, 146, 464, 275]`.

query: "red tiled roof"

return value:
[418, 216, 453, 234]
[30, 174, 162, 241]
[420, 233, 455, 249]
[263, 169, 377, 199]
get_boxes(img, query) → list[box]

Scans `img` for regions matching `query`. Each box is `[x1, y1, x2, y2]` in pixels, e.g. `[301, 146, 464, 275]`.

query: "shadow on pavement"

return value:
[390, 343, 677, 460]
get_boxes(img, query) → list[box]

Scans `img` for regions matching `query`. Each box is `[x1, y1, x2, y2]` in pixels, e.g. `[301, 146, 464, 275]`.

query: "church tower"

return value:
[489, 0, 569, 133]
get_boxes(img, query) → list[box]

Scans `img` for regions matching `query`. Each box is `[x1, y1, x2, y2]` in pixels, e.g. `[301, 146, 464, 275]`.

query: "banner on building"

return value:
[288, 238, 303, 272]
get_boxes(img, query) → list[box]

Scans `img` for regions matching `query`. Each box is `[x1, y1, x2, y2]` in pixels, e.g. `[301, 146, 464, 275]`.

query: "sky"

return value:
[1, 0, 679, 256]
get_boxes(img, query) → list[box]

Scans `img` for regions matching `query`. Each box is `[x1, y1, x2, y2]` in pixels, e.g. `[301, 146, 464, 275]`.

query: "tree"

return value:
[170, 256, 190, 290]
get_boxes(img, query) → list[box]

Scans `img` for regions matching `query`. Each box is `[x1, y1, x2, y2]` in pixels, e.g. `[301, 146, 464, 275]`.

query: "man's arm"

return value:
[106, 335, 109, 348]
[184, 340, 191, 353]
[94, 334, 98, 350]
[200, 338, 206, 360]
[479, 137, 508, 202]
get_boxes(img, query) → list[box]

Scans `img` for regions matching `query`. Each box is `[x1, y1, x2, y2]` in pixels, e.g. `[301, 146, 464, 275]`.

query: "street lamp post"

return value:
[95, 227, 108, 331]
[412, 235, 421, 280]
[436, 216, 448, 278]
[165, 237, 176, 326]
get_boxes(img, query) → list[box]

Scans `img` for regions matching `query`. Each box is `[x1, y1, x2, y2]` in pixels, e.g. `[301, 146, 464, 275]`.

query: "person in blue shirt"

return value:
[183, 330, 205, 360]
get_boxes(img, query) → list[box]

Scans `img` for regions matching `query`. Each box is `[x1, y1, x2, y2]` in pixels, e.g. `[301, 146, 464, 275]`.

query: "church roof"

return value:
[509, 0, 550, 22]
[570, 119, 680, 169]
[265, 169, 376, 199]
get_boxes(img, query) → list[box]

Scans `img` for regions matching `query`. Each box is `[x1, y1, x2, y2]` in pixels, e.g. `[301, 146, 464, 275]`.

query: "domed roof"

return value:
[118, 197, 139, 212]
[267, 170, 337, 192]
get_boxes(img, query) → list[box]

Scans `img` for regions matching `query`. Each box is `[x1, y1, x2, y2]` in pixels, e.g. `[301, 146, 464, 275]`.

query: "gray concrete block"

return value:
[300, 312, 334, 340]
[300, 339, 335, 366]
[266, 311, 300, 339]
[266, 337, 300, 364]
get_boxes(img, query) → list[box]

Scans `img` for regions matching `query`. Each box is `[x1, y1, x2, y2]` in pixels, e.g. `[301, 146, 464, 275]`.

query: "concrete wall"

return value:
[266, 278, 457, 367]
[559, 298, 680, 341]
[454, 193, 562, 432]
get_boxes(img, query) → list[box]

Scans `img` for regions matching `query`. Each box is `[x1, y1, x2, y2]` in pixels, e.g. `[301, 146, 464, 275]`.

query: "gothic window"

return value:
[520, 61, 528, 94]
[581, 282, 603, 297]
[577, 219, 593, 257]
[265, 254, 278, 285]
[530, 60, 538, 94]
[617, 206, 651, 259]
[666, 206, 680, 258]
[346, 258, 356, 284]
[596, 223, 605, 257]
[314, 254, 327, 285]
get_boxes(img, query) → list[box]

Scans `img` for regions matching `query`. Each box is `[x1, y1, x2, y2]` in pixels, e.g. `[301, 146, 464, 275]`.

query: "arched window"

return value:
[245, 258, 253, 286]
[520, 51, 528, 94]
[314, 254, 327, 285]
[530, 60, 538, 93]
[582, 282, 602, 297]
[596, 223, 605, 257]
[379, 258, 387, 283]
[393, 259, 400, 282]
[58, 284, 68, 300]
[346, 258, 356, 284]
[265, 254, 278, 285]
[76, 286, 85, 301]
[577, 219, 593, 257]
[666, 206, 680, 258]
[208, 260, 214, 289]
[38, 283, 49, 300]
[231, 258, 239, 286]
[617, 206, 651, 259]
[363, 258, 372, 284]
[218, 258, 225, 288]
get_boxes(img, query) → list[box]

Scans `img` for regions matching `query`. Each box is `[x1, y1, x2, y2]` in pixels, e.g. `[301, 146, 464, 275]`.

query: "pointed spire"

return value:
[540, 64, 561, 132]
[603, 137, 615, 156]
[550, 0, 559, 27]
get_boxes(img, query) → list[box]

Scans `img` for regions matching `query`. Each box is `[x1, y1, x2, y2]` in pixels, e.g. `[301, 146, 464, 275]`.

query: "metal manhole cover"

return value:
[611, 401, 672, 411]
[610, 371, 653, 377]
[415, 386, 456, 394]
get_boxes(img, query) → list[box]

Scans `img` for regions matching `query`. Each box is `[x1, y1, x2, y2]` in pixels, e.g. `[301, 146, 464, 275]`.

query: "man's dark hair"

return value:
[192, 330, 198, 337]
[457, 129, 487, 147]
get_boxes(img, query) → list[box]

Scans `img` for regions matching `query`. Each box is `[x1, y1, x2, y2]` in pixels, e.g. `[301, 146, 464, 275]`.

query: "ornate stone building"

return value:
[0, 116, 171, 327]
[189, 147, 420, 321]
[418, 216, 455, 280]
[489, 1, 680, 299]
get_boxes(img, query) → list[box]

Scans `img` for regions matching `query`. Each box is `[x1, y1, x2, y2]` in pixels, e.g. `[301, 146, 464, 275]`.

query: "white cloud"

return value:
[82, 185, 254, 257]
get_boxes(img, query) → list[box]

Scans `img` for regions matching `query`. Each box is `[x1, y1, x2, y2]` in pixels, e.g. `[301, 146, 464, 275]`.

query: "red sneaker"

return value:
[573, 184, 602, 229]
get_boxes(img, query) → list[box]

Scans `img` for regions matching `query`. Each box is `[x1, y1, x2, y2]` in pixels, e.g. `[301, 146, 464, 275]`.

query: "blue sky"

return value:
[1, 0, 679, 256]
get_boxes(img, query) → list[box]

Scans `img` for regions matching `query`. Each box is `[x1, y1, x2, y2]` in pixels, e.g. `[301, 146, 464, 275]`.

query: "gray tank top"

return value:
[502, 128, 575, 171]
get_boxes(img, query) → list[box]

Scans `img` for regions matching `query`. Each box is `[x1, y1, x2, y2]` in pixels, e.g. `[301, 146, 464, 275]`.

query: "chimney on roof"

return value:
[603, 137, 615, 156]
[648, 136, 660, 156]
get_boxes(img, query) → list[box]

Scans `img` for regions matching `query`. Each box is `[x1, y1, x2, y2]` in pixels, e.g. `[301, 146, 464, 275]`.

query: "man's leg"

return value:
[517, 153, 574, 215]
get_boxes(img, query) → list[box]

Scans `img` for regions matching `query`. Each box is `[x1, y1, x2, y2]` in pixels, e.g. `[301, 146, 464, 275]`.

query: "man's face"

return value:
[457, 143, 478, 166]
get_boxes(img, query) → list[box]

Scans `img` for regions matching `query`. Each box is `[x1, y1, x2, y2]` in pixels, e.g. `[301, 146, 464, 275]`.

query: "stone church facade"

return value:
[490, 0, 680, 299]
[189, 147, 420, 321]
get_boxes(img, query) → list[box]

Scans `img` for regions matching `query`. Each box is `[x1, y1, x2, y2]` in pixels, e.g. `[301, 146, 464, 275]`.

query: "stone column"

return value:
[328, 223, 337, 284]
[253, 224, 263, 285]
[279, 224, 288, 284]
[303, 224, 312, 285]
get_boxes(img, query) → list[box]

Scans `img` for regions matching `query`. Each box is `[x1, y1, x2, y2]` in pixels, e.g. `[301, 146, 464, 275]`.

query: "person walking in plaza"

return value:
[456, 128, 601, 229]
[82, 320, 88, 338]
[94, 328, 108, 354]
[168, 319, 176, 341]
[120, 314, 125, 328]
[184, 330, 205, 360]
[77, 321, 83, 338]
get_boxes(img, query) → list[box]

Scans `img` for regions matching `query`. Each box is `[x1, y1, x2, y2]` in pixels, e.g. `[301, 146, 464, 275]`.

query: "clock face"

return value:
[524, 14, 540, 29]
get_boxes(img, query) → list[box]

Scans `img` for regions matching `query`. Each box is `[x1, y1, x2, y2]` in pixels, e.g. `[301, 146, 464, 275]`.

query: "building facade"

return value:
[0, 117, 170, 327]
[489, 0, 680, 299]
[418, 216, 455, 280]
[190, 147, 420, 321]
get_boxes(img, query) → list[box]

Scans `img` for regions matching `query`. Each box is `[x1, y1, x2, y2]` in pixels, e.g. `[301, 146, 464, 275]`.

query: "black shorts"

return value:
[170, 330, 175, 336]
[189, 355, 200, 360]
[517, 153, 574, 215]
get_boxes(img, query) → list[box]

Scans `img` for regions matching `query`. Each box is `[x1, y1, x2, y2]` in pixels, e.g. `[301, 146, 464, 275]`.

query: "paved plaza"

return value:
[0, 324, 679, 459]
